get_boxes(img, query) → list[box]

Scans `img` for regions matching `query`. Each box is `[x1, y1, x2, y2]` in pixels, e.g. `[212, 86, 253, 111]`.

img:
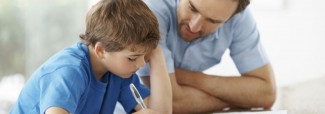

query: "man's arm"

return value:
[175, 64, 276, 109]
[142, 74, 230, 113]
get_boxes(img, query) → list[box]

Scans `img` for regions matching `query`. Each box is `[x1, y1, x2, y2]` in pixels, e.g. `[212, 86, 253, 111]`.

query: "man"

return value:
[137, 0, 276, 113]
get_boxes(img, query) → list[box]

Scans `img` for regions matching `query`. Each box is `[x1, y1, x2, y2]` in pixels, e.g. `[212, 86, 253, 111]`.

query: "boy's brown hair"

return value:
[80, 0, 160, 52]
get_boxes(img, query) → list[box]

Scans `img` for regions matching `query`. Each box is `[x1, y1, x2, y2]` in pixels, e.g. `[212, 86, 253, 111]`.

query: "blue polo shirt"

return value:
[137, 0, 269, 76]
[10, 42, 150, 114]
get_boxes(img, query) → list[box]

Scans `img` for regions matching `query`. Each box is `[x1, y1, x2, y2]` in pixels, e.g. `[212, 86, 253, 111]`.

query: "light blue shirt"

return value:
[11, 42, 150, 114]
[137, 0, 269, 76]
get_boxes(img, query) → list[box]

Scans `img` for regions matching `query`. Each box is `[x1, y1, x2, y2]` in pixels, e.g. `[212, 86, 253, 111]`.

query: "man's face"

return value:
[177, 0, 238, 41]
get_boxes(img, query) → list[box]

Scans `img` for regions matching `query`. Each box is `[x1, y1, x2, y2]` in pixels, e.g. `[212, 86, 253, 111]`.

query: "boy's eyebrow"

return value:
[189, 0, 225, 23]
[129, 54, 145, 56]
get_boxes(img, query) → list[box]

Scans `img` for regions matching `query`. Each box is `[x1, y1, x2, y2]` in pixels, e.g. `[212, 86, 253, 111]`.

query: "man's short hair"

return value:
[80, 0, 160, 52]
[235, 0, 250, 14]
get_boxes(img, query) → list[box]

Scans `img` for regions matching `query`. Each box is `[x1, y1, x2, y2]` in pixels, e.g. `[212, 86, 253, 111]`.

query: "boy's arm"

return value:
[132, 108, 159, 114]
[141, 47, 172, 114]
[45, 107, 69, 114]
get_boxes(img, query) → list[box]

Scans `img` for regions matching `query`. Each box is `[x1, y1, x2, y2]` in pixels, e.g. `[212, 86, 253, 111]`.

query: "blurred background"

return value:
[1, 0, 324, 113]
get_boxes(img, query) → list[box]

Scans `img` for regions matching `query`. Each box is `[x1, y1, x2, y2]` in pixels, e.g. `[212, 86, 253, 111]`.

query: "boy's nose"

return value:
[189, 14, 204, 33]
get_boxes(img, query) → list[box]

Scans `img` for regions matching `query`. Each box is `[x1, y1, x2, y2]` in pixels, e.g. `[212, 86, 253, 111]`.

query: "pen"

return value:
[130, 83, 147, 109]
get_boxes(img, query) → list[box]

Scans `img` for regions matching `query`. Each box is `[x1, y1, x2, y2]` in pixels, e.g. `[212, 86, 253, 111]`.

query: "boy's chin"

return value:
[118, 73, 134, 78]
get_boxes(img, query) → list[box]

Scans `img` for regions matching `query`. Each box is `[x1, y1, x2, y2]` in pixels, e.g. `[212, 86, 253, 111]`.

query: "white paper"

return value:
[213, 110, 287, 114]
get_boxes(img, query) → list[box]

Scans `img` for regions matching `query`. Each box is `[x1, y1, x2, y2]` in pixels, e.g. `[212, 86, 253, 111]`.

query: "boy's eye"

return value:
[128, 58, 136, 62]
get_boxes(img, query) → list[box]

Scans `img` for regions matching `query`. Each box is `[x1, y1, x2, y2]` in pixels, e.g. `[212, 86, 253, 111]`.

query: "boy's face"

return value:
[101, 47, 147, 78]
[177, 0, 238, 41]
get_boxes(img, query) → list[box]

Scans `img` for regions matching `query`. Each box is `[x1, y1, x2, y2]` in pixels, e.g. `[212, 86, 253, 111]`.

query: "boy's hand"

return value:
[144, 47, 164, 63]
[133, 109, 159, 114]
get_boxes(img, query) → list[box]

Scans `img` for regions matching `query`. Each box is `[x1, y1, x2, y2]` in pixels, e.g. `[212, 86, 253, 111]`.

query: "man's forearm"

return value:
[142, 75, 231, 113]
[196, 75, 275, 108]
[169, 74, 231, 113]
[172, 85, 230, 113]
[178, 64, 276, 108]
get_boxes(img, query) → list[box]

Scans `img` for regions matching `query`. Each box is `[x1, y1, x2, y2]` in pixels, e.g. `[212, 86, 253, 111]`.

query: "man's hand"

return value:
[175, 68, 200, 86]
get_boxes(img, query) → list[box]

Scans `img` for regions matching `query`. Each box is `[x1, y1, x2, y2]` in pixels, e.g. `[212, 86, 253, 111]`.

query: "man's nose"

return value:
[189, 14, 204, 33]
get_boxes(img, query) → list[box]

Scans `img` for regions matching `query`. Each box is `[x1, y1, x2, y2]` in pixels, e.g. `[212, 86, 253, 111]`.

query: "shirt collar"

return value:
[214, 28, 220, 40]
[205, 28, 220, 41]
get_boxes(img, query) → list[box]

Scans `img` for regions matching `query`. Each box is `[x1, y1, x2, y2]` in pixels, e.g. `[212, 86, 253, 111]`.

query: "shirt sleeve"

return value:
[39, 66, 86, 114]
[230, 7, 269, 74]
[137, 0, 175, 77]
[119, 74, 150, 113]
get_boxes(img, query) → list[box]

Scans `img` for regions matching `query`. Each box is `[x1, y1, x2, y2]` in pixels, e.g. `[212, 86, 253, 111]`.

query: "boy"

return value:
[10, 0, 172, 113]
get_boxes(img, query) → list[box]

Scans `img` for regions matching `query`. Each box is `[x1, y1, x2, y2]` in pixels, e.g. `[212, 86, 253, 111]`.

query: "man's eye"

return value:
[189, 6, 198, 13]
[128, 58, 136, 62]
[210, 20, 220, 24]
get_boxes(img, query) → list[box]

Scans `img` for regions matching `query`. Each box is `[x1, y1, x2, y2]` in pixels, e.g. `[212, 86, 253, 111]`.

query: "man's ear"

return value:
[94, 42, 106, 59]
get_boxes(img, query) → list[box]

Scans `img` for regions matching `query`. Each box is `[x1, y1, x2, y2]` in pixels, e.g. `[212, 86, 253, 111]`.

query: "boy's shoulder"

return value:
[39, 42, 90, 75]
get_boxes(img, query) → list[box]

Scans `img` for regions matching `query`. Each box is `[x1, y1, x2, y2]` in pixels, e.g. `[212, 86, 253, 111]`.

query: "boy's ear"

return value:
[144, 51, 151, 63]
[94, 42, 106, 58]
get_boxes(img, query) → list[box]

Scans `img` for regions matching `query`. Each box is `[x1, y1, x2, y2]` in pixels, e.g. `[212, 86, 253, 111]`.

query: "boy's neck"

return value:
[88, 46, 106, 81]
